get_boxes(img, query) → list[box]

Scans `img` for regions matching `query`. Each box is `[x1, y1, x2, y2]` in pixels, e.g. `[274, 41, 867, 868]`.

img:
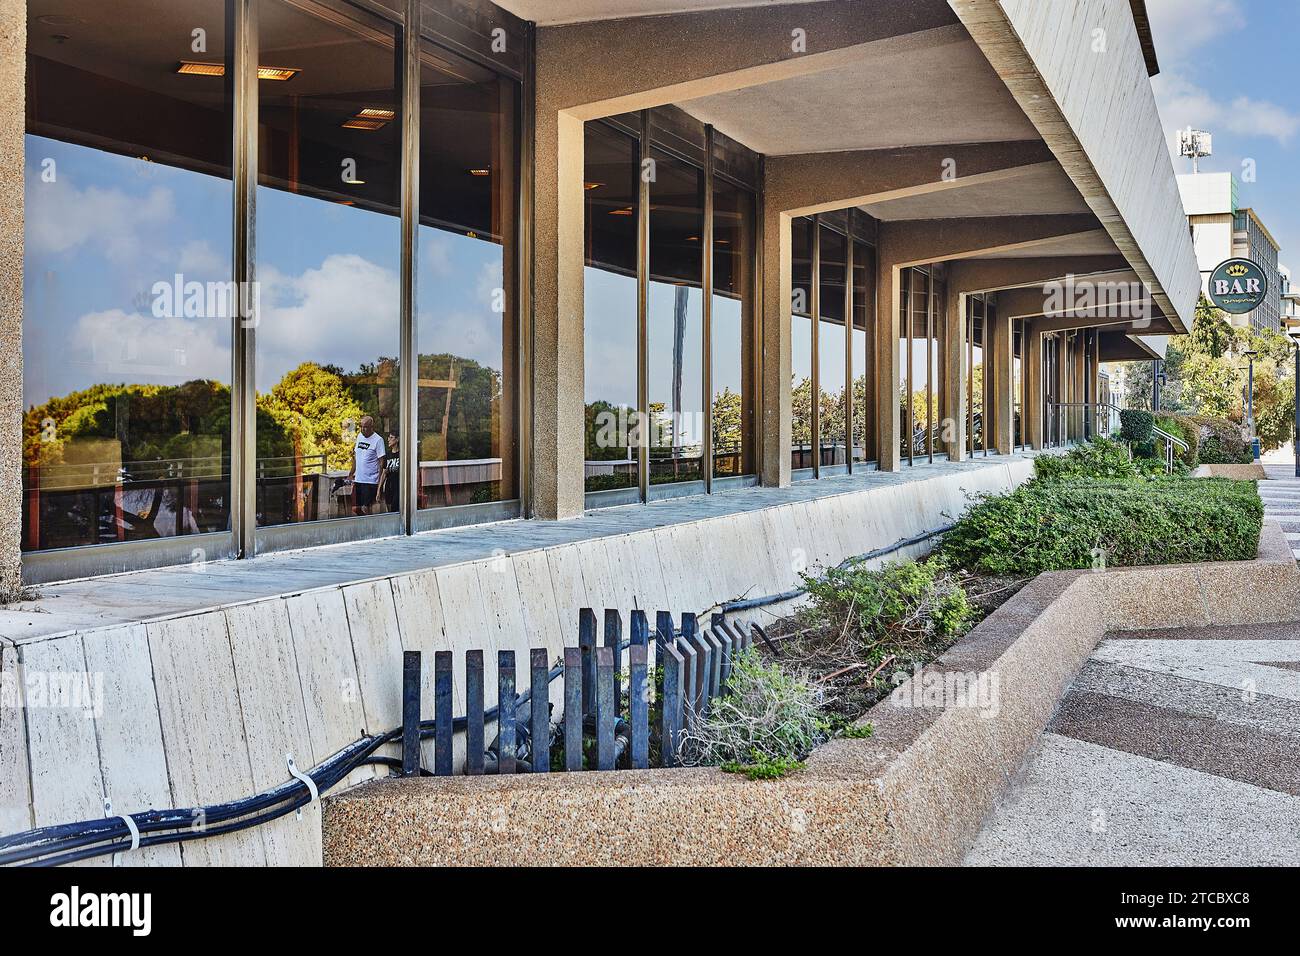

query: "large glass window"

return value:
[416, 42, 518, 510]
[255, 0, 401, 526]
[968, 296, 987, 457]
[583, 123, 640, 493]
[817, 226, 847, 470]
[712, 179, 755, 479]
[791, 218, 814, 473]
[647, 150, 705, 487]
[23, 0, 233, 552]
[852, 241, 875, 465]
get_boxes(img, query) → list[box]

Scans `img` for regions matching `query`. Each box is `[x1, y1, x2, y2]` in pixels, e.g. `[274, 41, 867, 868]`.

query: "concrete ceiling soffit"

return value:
[945, 256, 1132, 293]
[949, 0, 1193, 334]
[536, 0, 962, 117]
[766, 141, 1055, 216]
[882, 213, 1101, 267]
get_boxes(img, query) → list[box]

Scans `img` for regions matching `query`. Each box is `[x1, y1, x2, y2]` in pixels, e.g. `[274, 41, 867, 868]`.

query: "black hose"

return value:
[720, 523, 954, 613]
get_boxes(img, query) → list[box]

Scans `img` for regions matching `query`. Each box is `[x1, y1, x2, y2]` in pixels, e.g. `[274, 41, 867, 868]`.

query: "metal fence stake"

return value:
[498, 651, 516, 775]
[466, 649, 485, 775]
[563, 647, 583, 772]
[579, 608, 597, 717]
[629, 644, 649, 769]
[434, 651, 453, 776]
[595, 647, 615, 770]
[530, 648, 549, 773]
[401, 651, 421, 777]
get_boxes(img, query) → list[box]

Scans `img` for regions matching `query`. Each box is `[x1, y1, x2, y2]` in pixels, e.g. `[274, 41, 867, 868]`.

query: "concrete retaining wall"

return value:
[1, 459, 1033, 865]
[320, 522, 1300, 867]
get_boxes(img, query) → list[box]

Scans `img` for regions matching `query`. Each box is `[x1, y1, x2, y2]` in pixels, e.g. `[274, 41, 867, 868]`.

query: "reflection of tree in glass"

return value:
[711, 387, 743, 454]
[417, 352, 502, 463]
[258, 363, 366, 471]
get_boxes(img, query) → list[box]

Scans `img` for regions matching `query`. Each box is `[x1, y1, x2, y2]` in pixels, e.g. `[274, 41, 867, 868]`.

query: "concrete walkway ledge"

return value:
[322, 523, 1300, 867]
[1192, 462, 1267, 480]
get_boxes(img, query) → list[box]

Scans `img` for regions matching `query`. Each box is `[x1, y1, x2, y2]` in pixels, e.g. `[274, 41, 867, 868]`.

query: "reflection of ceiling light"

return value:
[344, 178, 366, 185]
[342, 118, 387, 130]
[609, 207, 634, 216]
[686, 236, 699, 242]
[468, 168, 491, 177]
[177, 60, 225, 77]
[466, 231, 479, 239]
[176, 61, 299, 80]
[357, 108, 395, 120]
[584, 182, 603, 190]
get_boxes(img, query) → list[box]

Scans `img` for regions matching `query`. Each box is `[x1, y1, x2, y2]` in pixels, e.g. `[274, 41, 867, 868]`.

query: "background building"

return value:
[1178, 171, 1283, 331]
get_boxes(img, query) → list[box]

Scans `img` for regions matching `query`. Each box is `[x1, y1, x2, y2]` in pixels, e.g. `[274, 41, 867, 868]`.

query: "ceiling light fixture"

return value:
[609, 206, 634, 216]
[584, 182, 604, 190]
[356, 108, 396, 120]
[468, 168, 491, 177]
[342, 118, 387, 130]
[176, 61, 300, 80]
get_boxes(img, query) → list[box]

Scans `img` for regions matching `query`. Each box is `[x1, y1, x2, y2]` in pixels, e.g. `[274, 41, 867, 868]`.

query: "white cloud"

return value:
[255, 253, 401, 391]
[176, 239, 227, 279]
[25, 177, 174, 264]
[71, 308, 230, 384]
[1146, 0, 1245, 65]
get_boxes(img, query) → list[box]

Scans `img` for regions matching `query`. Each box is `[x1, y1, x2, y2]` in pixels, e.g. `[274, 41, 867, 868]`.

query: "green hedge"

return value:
[1188, 415, 1252, 465]
[941, 478, 1262, 576]
[1033, 436, 1137, 482]
[1156, 415, 1200, 468]
[1119, 409, 1155, 444]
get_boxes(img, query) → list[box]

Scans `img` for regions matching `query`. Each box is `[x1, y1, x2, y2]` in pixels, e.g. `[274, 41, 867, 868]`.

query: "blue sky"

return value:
[1148, 0, 1300, 269]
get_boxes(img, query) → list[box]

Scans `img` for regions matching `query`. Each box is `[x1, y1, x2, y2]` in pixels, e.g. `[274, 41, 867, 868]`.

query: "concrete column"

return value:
[1, 0, 23, 594]
[991, 311, 1015, 455]
[1024, 326, 1044, 450]
[875, 228, 903, 471]
[941, 285, 966, 461]
[530, 103, 587, 520]
[759, 204, 792, 488]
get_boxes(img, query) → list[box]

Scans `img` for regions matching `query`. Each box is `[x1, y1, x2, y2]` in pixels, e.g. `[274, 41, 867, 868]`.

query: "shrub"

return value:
[1190, 415, 1252, 465]
[1156, 415, 1200, 467]
[800, 557, 975, 645]
[1119, 409, 1155, 444]
[1033, 436, 1137, 482]
[940, 478, 1262, 576]
[679, 650, 829, 772]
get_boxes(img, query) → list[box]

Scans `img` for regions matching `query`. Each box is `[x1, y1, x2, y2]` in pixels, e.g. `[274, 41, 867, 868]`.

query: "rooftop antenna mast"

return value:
[1178, 126, 1213, 174]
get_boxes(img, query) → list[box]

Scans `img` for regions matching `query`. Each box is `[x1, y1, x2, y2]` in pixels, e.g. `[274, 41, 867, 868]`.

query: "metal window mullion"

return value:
[810, 218, 821, 479]
[518, 22, 535, 517]
[637, 110, 650, 504]
[702, 125, 714, 493]
[844, 234, 854, 474]
[232, 0, 258, 559]
[398, 0, 420, 534]
[925, 271, 934, 463]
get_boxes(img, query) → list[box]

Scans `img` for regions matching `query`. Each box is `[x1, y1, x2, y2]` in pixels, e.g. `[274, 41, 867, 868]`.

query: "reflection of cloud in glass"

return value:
[417, 228, 505, 373]
[73, 309, 229, 384]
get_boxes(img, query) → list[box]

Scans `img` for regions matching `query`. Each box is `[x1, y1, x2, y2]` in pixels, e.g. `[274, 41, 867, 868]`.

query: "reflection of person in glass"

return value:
[348, 416, 386, 516]
[380, 431, 400, 513]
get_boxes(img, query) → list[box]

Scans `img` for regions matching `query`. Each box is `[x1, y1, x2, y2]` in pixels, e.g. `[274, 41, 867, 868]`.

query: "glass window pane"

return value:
[930, 275, 944, 461]
[647, 150, 704, 487]
[908, 269, 930, 460]
[255, 0, 401, 526]
[818, 226, 846, 468]
[852, 241, 875, 464]
[416, 42, 518, 510]
[23, 0, 232, 552]
[711, 179, 755, 479]
[791, 218, 814, 472]
[583, 123, 639, 493]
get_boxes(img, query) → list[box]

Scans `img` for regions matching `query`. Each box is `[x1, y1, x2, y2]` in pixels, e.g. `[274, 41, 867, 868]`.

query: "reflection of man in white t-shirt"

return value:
[348, 416, 386, 515]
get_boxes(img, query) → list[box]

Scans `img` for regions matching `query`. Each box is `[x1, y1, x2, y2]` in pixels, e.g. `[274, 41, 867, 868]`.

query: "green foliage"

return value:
[1119, 409, 1154, 444]
[1155, 415, 1200, 467]
[1123, 296, 1296, 453]
[721, 753, 806, 781]
[257, 363, 366, 470]
[941, 478, 1263, 576]
[1196, 415, 1253, 465]
[681, 649, 830, 770]
[839, 721, 875, 739]
[1032, 437, 1136, 482]
[800, 557, 976, 645]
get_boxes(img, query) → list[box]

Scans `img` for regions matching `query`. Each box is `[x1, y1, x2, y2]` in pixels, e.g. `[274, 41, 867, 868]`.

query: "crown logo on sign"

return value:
[1226, 263, 1249, 277]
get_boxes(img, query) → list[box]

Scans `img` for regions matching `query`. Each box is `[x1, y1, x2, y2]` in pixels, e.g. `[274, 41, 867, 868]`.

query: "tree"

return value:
[257, 362, 365, 470]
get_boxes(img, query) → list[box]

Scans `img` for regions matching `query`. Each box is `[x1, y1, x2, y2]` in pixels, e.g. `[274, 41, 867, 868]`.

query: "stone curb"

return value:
[321, 522, 1300, 866]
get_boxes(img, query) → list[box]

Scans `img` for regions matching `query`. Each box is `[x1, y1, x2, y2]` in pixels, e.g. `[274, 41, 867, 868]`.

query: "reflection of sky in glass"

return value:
[255, 186, 399, 393]
[584, 266, 637, 410]
[23, 136, 232, 406]
[648, 282, 703, 446]
[819, 319, 846, 446]
[417, 228, 504, 374]
[712, 295, 744, 396]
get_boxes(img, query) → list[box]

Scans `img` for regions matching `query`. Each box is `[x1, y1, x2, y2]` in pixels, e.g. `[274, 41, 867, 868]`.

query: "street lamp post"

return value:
[1244, 350, 1258, 460]
[1287, 327, 1300, 476]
